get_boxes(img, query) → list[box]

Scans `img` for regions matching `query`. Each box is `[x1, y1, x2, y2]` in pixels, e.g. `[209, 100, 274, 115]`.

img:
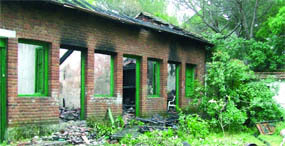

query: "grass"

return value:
[155, 130, 282, 146]
[192, 122, 285, 146]
[259, 135, 282, 146]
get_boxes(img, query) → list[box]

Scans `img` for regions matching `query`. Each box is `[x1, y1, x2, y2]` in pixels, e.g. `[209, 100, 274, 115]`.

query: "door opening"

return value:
[59, 47, 85, 121]
[0, 39, 7, 143]
[167, 63, 180, 111]
[123, 56, 140, 117]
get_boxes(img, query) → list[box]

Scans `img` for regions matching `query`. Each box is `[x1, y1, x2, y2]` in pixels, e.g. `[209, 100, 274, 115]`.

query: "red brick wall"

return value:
[1, 2, 206, 125]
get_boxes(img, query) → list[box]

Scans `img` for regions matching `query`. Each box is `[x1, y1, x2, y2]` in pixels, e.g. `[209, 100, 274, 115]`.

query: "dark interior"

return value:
[123, 58, 136, 113]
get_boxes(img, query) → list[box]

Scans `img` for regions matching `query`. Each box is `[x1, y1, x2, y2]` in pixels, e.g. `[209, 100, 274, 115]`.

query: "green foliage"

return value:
[274, 122, 285, 136]
[190, 51, 284, 130]
[268, 6, 285, 35]
[114, 115, 125, 128]
[127, 119, 145, 127]
[87, 0, 179, 26]
[177, 113, 209, 138]
[87, 116, 121, 139]
[120, 129, 183, 145]
[258, 5, 285, 37]
[8, 124, 56, 141]
[207, 34, 285, 72]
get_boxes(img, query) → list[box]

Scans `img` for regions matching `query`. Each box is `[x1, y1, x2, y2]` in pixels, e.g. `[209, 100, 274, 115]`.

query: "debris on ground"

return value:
[122, 107, 135, 124]
[59, 107, 80, 121]
[136, 113, 179, 127]
[112, 126, 141, 140]
[256, 122, 276, 135]
[112, 113, 179, 140]
[17, 113, 179, 145]
[30, 121, 106, 145]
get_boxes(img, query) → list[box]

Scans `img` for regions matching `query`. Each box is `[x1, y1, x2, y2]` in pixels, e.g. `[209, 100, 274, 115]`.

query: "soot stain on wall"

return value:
[95, 40, 116, 53]
[59, 6, 89, 48]
[168, 39, 180, 62]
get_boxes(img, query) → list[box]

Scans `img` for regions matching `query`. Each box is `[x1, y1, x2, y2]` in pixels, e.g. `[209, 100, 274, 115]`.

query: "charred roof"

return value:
[45, 0, 212, 46]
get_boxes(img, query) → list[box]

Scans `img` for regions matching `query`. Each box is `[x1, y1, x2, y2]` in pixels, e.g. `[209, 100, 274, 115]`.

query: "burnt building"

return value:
[0, 0, 212, 142]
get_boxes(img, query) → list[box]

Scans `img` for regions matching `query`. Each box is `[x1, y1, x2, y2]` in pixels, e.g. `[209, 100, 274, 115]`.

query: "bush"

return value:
[190, 51, 284, 131]
[8, 123, 57, 141]
[177, 112, 209, 138]
[87, 117, 118, 139]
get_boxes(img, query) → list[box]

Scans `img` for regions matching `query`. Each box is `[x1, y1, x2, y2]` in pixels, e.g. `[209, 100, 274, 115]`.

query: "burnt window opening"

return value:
[94, 53, 114, 97]
[147, 59, 160, 97]
[59, 48, 81, 109]
[167, 63, 180, 111]
[123, 57, 136, 114]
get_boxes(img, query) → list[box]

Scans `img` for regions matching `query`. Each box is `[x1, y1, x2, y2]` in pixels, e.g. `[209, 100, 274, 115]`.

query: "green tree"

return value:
[207, 34, 285, 72]
[191, 51, 284, 131]
[86, 0, 179, 25]
[177, 0, 280, 39]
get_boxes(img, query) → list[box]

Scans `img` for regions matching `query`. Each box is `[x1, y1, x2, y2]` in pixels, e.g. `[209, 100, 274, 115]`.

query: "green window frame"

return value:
[147, 59, 160, 97]
[0, 38, 7, 143]
[185, 64, 196, 97]
[94, 53, 114, 97]
[18, 39, 49, 97]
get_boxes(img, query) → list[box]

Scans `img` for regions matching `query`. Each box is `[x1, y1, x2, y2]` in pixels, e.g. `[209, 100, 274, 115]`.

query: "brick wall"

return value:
[1, 2, 207, 125]
[255, 72, 285, 79]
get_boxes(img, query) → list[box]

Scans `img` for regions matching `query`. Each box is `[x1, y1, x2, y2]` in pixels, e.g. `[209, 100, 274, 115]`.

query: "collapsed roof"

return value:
[46, 0, 212, 45]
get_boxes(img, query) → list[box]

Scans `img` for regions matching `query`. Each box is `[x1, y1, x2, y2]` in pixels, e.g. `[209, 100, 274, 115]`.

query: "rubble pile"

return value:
[137, 114, 178, 125]
[112, 113, 179, 139]
[19, 112, 179, 145]
[122, 107, 135, 124]
[39, 121, 105, 145]
[60, 107, 80, 121]
[48, 122, 94, 144]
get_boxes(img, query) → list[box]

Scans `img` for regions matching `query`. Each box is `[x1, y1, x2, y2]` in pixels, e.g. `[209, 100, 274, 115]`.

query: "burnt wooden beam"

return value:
[60, 49, 74, 65]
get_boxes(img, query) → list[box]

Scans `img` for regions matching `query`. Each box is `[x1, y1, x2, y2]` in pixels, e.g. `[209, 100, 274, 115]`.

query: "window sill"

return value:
[18, 94, 49, 98]
[94, 95, 114, 98]
[147, 95, 160, 98]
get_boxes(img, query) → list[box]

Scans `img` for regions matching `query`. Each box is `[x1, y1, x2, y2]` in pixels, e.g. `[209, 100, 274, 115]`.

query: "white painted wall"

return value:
[273, 81, 285, 108]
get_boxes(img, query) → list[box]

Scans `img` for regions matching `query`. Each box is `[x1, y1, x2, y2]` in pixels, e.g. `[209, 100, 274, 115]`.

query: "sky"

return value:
[166, 0, 197, 24]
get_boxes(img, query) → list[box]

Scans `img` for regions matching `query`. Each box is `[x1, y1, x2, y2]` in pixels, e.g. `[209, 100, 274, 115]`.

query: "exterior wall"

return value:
[256, 72, 285, 108]
[1, 2, 206, 125]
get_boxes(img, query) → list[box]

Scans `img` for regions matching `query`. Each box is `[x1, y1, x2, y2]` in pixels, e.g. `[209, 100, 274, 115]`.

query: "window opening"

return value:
[147, 60, 160, 97]
[94, 53, 114, 97]
[18, 40, 48, 96]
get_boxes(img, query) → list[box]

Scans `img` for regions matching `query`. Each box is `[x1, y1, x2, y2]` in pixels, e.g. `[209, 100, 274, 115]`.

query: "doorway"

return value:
[167, 63, 180, 110]
[59, 46, 86, 121]
[123, 56, 141, 116]
[0, 39, 7, 143]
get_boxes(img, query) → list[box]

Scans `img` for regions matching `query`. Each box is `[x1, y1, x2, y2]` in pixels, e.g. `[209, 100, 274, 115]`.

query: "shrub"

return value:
[87, 117, 117, 139]
[177, 113, 209, 138]
[190, 51, 284, 131]
[8, 123, 57, 141]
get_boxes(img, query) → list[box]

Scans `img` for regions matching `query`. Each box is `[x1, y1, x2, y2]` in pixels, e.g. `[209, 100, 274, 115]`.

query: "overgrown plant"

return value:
[177, 111, 209, 138]
[190, 51, 284, 131]
[120, 129, 183, 145]
[87, 116, 124, 139]
[8, 123, 57, 141]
